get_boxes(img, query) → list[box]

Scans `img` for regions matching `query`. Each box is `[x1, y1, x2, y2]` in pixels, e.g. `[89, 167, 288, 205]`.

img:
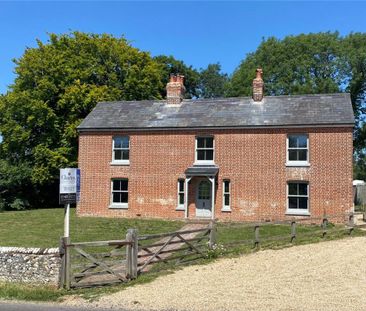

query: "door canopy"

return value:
[185, 165, 219, 178]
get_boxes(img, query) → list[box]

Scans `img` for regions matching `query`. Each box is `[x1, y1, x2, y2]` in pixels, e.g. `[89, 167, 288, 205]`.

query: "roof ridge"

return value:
[97, 92, 349, 105]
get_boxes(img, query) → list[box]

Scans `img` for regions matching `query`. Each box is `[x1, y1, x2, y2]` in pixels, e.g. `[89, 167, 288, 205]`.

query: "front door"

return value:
[196, 180, 212, 218]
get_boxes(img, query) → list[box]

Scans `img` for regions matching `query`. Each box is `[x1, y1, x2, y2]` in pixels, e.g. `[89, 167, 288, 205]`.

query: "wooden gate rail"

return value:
[138, 228, 211, 241]
[137, 226, 212, 274]
[138, 236, 208, 249]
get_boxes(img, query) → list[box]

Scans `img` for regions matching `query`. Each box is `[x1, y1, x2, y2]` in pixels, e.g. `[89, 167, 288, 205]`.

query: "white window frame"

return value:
[110, 178, 128, 209]
[111, 136, 130, 165]
[222, 179, 231, 212]
[176, 179, 185, 211]
[195, 136, 215, 165]
[286, 134, 309, 167]
[286, 182, 310, 216]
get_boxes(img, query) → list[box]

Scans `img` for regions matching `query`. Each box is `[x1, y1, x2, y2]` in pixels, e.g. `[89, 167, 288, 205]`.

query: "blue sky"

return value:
[0, 1, 366, 94]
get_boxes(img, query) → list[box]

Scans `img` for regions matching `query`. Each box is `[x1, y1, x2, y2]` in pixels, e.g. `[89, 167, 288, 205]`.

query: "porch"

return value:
[184, 165, 219, 220]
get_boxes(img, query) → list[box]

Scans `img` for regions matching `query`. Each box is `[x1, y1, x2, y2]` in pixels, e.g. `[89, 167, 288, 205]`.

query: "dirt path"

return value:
[67, 236, 366, 311]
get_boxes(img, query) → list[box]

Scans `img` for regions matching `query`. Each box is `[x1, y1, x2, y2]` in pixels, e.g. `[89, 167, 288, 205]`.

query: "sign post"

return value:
[59, 168, 80, 237]
[64, 203, 70, 238]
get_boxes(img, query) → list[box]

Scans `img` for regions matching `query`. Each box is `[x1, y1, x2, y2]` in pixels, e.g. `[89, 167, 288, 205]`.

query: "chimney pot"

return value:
[170, 74, 177, 83]
[166, 74, 185, 105]
[252, 68, 264, 102]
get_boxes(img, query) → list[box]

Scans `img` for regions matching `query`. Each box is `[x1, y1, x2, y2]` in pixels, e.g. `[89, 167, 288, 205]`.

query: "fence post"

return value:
[126, 229, 138, 279]
[254, 225, 260, 248]
[322, 216, 327, 238]
[58, 237, 65, 289]
[348, 213, 354, 235]
[209, 220, 217, 249]
[290, 221, 296, 243]
[64, 236, 71, 290]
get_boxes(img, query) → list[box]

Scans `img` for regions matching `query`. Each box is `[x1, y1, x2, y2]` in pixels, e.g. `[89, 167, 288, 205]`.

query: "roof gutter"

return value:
[77, 123, 354, 133]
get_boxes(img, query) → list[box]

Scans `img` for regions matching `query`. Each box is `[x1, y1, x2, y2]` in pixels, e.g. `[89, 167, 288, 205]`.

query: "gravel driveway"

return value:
[67, 236, 366, 311]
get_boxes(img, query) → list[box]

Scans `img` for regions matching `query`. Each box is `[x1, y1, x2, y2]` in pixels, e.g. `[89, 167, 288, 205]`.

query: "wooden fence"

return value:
[59, 212, 358, 289]
[215, 212, 357, 250]
[59, 225, 213, 289]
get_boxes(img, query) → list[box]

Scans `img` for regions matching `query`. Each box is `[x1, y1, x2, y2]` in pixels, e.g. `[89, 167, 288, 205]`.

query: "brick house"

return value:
[77, 69, 354, 221]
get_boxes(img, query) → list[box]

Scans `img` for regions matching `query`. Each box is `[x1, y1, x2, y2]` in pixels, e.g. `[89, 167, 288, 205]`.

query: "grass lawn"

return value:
[355, 205, 366, 212]
[1, 208, 366, 303]
[0, 208, 184, 247]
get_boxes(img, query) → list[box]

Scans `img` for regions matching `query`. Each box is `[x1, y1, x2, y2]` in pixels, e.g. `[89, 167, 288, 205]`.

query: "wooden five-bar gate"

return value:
[59, 224, 214, 289]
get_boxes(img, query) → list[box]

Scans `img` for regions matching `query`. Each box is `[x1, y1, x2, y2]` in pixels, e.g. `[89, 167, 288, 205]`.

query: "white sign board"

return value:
[59, 168, 80, 204]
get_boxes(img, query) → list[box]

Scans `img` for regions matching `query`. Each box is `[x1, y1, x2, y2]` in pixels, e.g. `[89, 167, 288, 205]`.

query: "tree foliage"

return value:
[0, 32, 163, 209]
[227, 33, 343, 97]
[198, 63, 229, 98]
[354, 154, 366, 181]
[0, 159, 32, 210]
[342, 33, 366, 152]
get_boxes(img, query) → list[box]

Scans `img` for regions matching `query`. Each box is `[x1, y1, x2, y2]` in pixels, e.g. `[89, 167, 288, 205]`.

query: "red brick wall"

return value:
[77, 127, 353, 222]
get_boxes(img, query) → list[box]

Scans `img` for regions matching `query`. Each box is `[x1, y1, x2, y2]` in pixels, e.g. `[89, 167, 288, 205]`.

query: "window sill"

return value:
[110, 161, 130, 166]
[109, 204, 128, 209]
[221, 207, 232, 212]
[176, 206, 185, 211]
[286, 162, 310, 167]
[285, 210, 310, 216]
[194, 161, 215, 166]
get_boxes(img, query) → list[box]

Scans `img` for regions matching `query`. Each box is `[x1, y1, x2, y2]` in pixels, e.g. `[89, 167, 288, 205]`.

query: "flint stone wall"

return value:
[0, 247, 60, 284]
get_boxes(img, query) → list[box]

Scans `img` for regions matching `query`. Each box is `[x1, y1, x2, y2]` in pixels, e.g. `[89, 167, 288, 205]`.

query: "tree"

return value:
[343, 33, 366, 121]
[0, 32, 164, 209]
[342, 33, 366, 162]
[198, 63, 229, 98]
[154, 55, 200, 98]
[227, 32, 343, 97]
[226, 32, 366, 179]
[354, 153, 366, 181]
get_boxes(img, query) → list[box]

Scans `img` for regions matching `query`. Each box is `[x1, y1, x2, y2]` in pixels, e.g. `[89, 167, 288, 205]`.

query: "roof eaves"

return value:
[77, 122, 354, 133]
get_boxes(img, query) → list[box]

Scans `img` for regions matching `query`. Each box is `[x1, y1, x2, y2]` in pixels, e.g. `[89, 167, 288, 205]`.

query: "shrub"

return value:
[9, 198, 29, 210]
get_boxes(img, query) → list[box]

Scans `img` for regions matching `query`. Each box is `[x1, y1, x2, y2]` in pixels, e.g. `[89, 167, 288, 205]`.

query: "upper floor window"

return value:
[110, 179, 128, 208]
[287, 182, 309, 215]
[112, 136, 129, 164]
[195, 136, 214, 164]
[287, 134, 309, 166]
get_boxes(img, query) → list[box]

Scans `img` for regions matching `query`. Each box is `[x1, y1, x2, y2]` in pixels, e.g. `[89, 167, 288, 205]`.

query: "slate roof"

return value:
[78, 93, 354, 131]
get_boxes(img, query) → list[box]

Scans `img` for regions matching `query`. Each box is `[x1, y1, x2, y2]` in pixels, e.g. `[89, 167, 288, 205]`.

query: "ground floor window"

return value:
[287, 182, 309, 214]
[222, 180, 231, 211]
[177, 179, 185, 210]
[111, 179, 128, 208]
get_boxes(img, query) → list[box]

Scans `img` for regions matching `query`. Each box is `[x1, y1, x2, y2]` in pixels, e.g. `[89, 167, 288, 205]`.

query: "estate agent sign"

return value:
[59, 168, 80, 204]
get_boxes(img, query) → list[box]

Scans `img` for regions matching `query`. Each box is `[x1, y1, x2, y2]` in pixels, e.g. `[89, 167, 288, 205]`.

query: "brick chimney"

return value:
[166, 74, 185, 105]
[252, 68, 264, 102]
